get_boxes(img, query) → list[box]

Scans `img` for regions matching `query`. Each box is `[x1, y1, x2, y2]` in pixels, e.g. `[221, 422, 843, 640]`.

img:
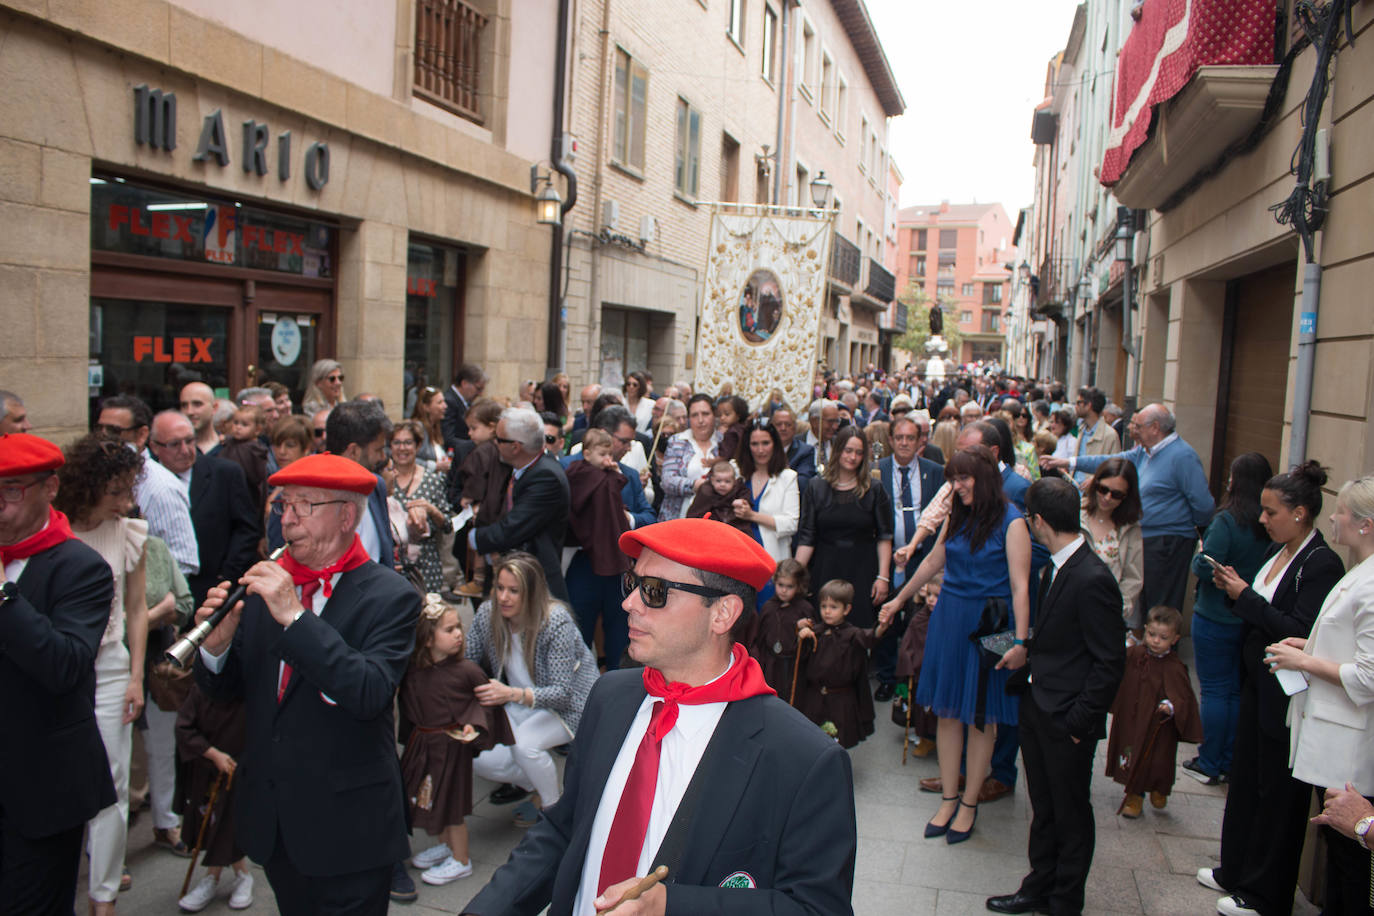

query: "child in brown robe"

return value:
[794, 579, 892, 749]
[454, 398, 509, 596]
[174, 682, 252, 909]
[563, 430, 631, 575]
[400, 596, 515, 884]
[1105, 606, 1202, 817]
[685, 458, 752, 532]
[750, 559, 814, 698]
[894, 573, 944, 757]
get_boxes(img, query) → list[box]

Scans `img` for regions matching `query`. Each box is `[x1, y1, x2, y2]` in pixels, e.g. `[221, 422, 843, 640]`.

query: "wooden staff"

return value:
[788, 632, 817, 707]
[901, 676, 915, 766]
[180, 769, 233, 897]
[1115, 715, 1167, 816]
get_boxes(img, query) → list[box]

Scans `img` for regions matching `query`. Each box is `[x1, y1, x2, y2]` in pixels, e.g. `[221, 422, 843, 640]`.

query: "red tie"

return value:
[598, 701, 668, 895]
[277, 579, 321, 703]
[504, 475, 515, 513]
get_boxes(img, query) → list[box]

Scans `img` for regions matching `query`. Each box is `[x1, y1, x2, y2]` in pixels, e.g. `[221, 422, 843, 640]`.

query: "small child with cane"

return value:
[1105, 605, 1202, 817]
[749, 559, 813, 696]
[174, 682, 252, 911]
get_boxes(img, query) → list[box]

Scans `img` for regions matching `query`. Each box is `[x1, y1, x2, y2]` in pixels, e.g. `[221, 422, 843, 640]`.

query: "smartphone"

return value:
[1275, 667, 1309, 696]
[1200, 554, 1223, 570]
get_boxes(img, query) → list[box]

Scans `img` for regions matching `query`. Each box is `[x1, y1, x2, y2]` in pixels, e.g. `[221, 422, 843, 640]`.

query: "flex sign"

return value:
[132, 336, 214, 363]
[134, 85, 330, 190]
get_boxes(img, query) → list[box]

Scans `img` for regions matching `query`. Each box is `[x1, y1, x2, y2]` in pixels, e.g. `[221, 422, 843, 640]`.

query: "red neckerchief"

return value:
[277, 534, 370, 598]
[640, 642, 775, 739]
[0, 507, 75, 566]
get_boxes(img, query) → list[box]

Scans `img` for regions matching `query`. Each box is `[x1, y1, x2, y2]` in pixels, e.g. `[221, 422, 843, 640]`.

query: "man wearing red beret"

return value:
[193, 452, 420, 915]
[463, 517, 858, 916]
[0, 434, 118, 914]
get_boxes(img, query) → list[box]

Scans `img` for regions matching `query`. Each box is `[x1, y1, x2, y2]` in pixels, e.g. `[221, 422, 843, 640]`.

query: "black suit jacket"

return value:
[474, 453, 571, 600]
[785, 439, 817, 484]
[464, 668, 856, 916]
[195, 561, 419, 876]
[1229, 532, 1344, 739]
[919, 443, 945, 466]
[187, 453, 262, 606]
[1013, 542, 1125, 741]
[0, 540, 116, 838]
[442, 387, 470, 452]
[877, 454, 943, 581]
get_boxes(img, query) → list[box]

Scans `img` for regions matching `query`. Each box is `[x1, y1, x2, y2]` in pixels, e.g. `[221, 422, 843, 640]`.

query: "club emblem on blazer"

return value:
[719, 871, 756, 889]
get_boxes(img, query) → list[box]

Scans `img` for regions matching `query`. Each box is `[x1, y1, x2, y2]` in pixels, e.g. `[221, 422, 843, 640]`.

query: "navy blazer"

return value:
[786, 438, 817, 484]
[560, 455, 656, 530]
[877, 454, 943, 581]
[464, 668, 856, 916]
[195, 561, 419, 876]
[187, 453, 262, 605]
[474, 453, 571, 600]
[0, 539, 116, 838]
[366, 476, 397, 568]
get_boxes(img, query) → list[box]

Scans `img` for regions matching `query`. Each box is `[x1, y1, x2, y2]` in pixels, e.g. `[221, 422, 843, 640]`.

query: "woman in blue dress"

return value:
[880, 445, 1031, 844]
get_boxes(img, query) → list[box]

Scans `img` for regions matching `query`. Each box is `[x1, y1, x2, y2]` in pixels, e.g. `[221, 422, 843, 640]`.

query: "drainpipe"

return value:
[546, 0, 578, 373]
[1288, 260, 1322, 468]
[773, 0, 791, 205]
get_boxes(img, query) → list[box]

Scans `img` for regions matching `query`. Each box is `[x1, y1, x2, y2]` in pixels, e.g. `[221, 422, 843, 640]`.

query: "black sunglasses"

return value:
[544, 434, 558, 444]
[1096, 484, 1128, 501]
[622, 570, 729, 609]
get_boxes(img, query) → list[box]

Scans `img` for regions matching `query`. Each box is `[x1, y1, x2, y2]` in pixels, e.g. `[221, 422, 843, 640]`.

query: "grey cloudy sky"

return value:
[866, 0, 1086, 212]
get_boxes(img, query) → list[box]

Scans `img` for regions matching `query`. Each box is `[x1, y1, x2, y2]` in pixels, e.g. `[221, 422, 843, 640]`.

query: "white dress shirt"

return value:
[1047, 534, 1086, 587]
[138, 446, 200, 576]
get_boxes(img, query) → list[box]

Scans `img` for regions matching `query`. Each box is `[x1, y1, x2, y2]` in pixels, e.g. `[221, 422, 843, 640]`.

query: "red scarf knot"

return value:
[0, 507, 74, 566]
[277, 534, 371, 598]
[639, 643, 775, 740]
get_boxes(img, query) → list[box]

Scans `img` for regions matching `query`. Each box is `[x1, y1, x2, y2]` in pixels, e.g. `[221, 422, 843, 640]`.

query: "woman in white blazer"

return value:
[1269, 474, 1374, 913]
[730, 419, 800, 564]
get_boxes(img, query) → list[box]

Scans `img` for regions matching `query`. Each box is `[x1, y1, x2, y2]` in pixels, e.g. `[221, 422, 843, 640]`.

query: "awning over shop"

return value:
[1100, 0, 1274, 187]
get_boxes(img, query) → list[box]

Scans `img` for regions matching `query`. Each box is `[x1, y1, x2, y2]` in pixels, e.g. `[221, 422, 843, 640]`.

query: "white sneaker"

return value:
[421, 855, 473, 885]
[1216, 894, 1258, 916]
[1197, 867, 1225, 892]
[178, 875, 221, 913]
[411, 841, 453, 869]
[227, 871, 254, 910]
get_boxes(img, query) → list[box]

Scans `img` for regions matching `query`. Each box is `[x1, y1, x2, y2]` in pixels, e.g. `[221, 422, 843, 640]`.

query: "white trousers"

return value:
[473, 708, 568, 806]
[143, 702, 180, 830]
[87, 642, 132, 902]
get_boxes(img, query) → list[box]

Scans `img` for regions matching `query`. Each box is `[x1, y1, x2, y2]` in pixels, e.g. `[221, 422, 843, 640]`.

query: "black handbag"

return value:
[967, 596, 1011, 668]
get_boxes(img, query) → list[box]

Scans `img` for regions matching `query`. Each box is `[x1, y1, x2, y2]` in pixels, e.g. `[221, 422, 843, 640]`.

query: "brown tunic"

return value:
[894, 599, 940, 740]
[564, 460, 631, 575]
[748, 597, 815, 698]
[1105, 645, 1202, 795]
[459, 440, 513, 526]
[174, 684, 247, 868]
[685, 478, 753, 533]
[795, 621, 879, 749]
[399, 656, 515, 833]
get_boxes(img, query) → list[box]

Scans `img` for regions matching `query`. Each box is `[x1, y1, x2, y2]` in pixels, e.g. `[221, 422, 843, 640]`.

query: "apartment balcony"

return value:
[830, 233, 861, 288]
[865, 258, 896, 304]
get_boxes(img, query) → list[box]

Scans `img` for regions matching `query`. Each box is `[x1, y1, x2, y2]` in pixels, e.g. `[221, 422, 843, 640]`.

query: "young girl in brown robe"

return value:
[794, 579, 892, 748]
[894, 572, 944, 756]
[400, 596, 515, 884]
[749, 559, 813, 697]
[1106, 606, 1202, 817]
[174, 682, 253, 910]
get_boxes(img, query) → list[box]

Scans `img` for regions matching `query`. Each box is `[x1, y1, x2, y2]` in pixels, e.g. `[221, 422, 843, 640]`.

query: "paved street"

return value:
[110, 639, 1317, 916]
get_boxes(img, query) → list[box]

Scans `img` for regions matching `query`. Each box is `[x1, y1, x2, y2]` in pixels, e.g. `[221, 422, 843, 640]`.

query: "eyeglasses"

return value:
[150, 436, 195, 450]
[314, 428, 327, 438]
[494, 435, 518, 445]
[612, 434, 634, 446]
[95, 422, 138, 437]
[326, 374, 344, 383]
[622, 570, 729, 609]
[1096, 484, 1128, 501]
[0, 475, 51, 504]
[271, 497, 350, 517]
[544, 434, 558, 444]
[391, 438, 417, 448]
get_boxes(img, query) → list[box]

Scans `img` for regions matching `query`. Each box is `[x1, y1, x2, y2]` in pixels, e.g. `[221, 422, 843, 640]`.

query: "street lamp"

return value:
[1114, 206, 1133, 262]
[809, 171, 834, 209]
[530, 164, 562, 227]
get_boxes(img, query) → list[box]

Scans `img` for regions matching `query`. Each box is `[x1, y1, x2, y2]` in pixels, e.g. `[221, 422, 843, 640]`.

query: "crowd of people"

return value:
[2, 360, 1374, 916]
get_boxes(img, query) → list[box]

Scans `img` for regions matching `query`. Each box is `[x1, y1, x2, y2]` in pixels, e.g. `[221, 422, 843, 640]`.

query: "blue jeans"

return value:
[565, 552, 629, 670]
[1191, 613, 1245, 776]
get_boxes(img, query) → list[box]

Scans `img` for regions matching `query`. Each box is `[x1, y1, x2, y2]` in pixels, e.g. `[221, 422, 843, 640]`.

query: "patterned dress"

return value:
[394, 465, 452, 593]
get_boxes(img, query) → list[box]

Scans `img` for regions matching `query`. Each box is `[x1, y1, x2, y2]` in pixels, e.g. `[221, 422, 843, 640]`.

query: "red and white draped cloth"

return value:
[1100, 0, 1275, 187]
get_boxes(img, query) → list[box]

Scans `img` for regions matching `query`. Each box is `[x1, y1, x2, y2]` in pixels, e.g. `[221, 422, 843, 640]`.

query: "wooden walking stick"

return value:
[1115, 715, 1167, 816]
[901, 676, 916, 765]
[180, 769, 232, 897]
[788, 632, 817, 707]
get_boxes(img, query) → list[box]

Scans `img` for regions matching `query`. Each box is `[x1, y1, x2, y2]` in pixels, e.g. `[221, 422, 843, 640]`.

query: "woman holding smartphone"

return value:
[1196, 461, 1344, 916]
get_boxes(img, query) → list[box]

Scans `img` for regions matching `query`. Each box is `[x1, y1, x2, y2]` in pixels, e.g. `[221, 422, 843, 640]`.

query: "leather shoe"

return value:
[985, 891, 1050, 914]
[489, 783, 530, 805]
[919, 774, 965, 793]
[874, 682, 896, 702]
[978, 777, 1014, 803]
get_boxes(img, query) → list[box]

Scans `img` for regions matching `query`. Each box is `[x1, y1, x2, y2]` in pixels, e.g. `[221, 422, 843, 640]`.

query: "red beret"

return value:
[268, 453, 378, 495]
[0, 434, 64, 477]
[619, 517, 776, 590]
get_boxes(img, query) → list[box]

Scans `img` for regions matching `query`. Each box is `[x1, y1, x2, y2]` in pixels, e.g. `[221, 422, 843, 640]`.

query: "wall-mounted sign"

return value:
[134, 84, 330, 190]
[133, 335, 214, 363]
[270, 317, 302, 367]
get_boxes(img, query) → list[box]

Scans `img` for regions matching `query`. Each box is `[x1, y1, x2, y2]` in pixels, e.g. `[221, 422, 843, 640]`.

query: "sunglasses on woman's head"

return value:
[622, 570, 729, 609]
[1096, 484, 1128, 500]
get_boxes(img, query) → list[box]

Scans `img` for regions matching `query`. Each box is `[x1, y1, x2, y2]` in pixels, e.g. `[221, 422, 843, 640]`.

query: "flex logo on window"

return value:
[132, 337, 214, 363]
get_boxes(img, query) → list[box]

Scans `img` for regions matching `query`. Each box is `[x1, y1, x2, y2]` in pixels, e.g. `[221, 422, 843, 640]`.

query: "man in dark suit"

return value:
[770, 407, 816, 484]
[0, 434, 117, 914]
[988, 477, 1125, 916]
[462, 517, 856, 916]
[324, 400, 396, 567]
[872, 415, 944, 699]
[469, 407, 571, 601]
[194, 453, 420, 915]
[441, 363, 487, 452]
[149, 412, 260, 606]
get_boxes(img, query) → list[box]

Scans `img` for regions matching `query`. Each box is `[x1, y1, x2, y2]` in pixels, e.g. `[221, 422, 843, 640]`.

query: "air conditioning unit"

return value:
[638, 215, 657, 244]
[603, 199, 620, 232]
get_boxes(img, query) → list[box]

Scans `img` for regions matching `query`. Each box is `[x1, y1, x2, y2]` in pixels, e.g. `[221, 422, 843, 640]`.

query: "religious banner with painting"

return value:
[695, 209, 833, 412]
